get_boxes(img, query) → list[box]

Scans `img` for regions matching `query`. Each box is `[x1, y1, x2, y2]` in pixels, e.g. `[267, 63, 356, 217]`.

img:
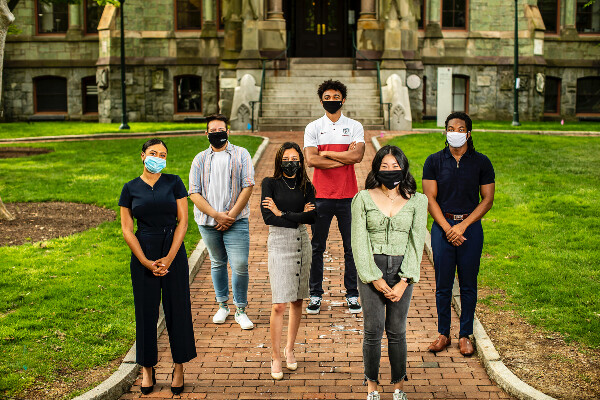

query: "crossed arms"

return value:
[304, 141, 365, 169]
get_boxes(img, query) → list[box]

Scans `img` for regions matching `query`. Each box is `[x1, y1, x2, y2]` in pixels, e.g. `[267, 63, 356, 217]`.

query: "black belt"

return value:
[444, 213, 470, 221]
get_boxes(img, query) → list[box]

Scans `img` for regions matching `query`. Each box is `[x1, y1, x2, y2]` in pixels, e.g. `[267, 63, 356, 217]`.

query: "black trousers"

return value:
[309, 198, 359, 298]
[130, 227, 197, 367]
[430, 219, 484, 337]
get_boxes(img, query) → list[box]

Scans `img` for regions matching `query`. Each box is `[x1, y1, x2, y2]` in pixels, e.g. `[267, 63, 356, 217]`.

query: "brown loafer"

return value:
[428, 335, 451, 353]
[459, 336, 475, 356]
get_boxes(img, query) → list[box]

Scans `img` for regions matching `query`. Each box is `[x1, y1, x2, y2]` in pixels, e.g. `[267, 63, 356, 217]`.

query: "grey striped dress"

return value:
[267, 224, 311, 303]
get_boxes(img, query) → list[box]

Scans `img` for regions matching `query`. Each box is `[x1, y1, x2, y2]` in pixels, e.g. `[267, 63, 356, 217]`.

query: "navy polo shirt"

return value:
[422, 147, 495, 215]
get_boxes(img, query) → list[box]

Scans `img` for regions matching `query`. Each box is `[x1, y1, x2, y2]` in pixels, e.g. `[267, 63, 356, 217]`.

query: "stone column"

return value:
[66, 3, 83, 38]
[561, 0, 578, 38]
[422, 0, 443, 57]
[236, 0, 262, 69]
[359, 0, 376, 20]
[425, 0, 442, 34]
[381, 2, 405, 69]
[201, 0, 218, 37]
[267, 0, 284, 20]
[356, 0, 382, 58]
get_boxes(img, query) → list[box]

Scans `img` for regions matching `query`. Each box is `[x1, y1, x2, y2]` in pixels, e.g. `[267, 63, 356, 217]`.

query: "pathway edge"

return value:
[72, 136, 269, 400]
[371, 135, 556, 400]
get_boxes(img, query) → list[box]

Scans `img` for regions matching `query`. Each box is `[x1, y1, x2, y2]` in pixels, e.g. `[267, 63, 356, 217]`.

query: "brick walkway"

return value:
[120, 131, 512, 400]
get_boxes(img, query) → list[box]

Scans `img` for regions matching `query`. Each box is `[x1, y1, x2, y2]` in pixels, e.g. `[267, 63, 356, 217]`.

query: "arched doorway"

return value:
[284, 0, 359, 58]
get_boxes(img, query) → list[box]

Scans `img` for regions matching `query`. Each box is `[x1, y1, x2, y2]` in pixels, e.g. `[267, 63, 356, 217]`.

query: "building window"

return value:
[175, 76, 202, 113]
[442, 0, 467, 29]
[82, 76, 98, 114]
[176, 0, 202, 30]
[538, 0, 559, 34]
[576, 0, 600, 33]
[85, 0, 104, 34]
[544, 77, 561, 114]
[418, 0, 425, 29]
[452, 75, 468, 113]
[34, 76, 67, 113]
[576, 77, 600, 114]
[36, 0, 68, 34]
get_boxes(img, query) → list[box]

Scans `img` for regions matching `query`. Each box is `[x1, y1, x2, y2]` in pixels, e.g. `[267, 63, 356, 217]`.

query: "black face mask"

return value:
[208, 130, 228, 149]
[376, 170, 405, 190]
[322, 100, 343, 114]
[281, 161, 301, 177]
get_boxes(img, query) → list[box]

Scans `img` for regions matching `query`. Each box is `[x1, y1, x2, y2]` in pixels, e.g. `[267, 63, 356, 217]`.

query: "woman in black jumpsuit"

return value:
[119, 139, 196, 395]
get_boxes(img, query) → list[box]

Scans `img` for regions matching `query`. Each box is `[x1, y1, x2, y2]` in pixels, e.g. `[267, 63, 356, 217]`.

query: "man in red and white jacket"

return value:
[303, 79, 366, 315]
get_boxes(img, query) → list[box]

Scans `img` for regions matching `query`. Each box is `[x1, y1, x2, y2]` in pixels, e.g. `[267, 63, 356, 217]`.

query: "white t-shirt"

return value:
[206, 150, 231, 226]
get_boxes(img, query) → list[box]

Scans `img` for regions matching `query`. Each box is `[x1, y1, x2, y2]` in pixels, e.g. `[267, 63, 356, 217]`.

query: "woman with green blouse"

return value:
[351, 145, 428, 400]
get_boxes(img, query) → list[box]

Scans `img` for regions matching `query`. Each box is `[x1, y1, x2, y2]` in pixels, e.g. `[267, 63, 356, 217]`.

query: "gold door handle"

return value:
[322, 24, 326, 35]
[317, 24, 321, 35]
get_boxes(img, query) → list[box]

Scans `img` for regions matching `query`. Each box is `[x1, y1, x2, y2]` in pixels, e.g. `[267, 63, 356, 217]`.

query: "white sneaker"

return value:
[234, 309, 254, 330]
[212, 307, 230, 324]
[367, 391, 380, 400]
[393, 389, 408, 400]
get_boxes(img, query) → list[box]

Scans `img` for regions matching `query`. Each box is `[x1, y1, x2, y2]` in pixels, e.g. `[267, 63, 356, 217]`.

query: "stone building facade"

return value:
[3, 0, 600, 123]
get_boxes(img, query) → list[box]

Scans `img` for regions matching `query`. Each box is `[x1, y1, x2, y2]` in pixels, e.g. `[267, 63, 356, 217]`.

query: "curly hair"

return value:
[317, 79, 347, 100]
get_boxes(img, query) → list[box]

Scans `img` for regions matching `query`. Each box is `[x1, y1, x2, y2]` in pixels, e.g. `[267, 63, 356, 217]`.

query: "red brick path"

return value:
[120, 131, 512, 399]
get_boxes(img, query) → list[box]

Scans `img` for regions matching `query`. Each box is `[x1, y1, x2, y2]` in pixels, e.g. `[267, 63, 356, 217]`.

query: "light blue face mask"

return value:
[144, 155, 166, 173]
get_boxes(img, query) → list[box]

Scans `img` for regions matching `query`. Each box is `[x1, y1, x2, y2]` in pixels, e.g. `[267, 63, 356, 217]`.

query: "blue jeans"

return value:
[198, 218, 250, 308]
[431, 219, 484, 337]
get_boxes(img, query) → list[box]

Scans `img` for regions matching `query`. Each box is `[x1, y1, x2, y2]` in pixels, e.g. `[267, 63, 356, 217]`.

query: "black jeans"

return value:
[309, 198, 359, 298]
[358, 254, 413, 384]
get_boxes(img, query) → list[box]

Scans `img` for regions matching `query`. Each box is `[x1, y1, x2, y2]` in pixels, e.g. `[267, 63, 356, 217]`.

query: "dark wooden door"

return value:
[294, 0, 347, 57]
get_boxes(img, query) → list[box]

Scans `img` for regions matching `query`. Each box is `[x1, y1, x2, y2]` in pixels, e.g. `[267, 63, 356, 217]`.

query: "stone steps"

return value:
[258, 59, 384, 131]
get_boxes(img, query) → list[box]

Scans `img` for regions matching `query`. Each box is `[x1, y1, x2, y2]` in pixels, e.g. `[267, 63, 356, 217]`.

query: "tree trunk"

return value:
[0, 194, 14, 220]
[1, 0, 16, 120]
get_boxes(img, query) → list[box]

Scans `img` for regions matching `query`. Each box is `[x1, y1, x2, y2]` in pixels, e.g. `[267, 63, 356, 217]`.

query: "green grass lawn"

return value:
[0, 122, 208, 139]
[0, 135, 263, 397]
[413, 120, 600, 132]
[385, 132, 600, 348]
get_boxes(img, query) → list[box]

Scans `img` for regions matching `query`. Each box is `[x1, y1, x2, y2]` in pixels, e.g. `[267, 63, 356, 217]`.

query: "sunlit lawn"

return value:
[386, 132, 600, 348]
[0, 121, 208, 139]
[0, 134, 263, 397]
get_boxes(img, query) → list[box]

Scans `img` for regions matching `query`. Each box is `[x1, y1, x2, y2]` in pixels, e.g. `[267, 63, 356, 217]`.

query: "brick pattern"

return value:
[120, 131, 513, 400]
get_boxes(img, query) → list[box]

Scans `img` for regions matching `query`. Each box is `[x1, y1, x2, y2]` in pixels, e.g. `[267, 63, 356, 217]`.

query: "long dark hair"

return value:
[365, 145, 416, 200]
[272, 142, 312, 195]
[444, 111, 475, 152]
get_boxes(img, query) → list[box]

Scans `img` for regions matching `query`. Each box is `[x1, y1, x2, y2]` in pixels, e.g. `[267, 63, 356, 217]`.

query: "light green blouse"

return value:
[351, 190, 428, 284]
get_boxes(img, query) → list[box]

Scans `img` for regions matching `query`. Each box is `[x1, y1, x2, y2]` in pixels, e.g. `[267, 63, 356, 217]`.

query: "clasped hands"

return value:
[445, 222, 467, 247]
[372, 278, 408, 302]
[214, 211, 235, 231]
[144, 257, 172, 276]
[262, 197, 315, 217]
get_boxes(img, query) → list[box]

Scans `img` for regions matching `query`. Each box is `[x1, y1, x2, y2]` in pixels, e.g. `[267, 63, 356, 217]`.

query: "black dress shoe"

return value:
[171, 368, 184, 395]
[140, 367, 156, 395]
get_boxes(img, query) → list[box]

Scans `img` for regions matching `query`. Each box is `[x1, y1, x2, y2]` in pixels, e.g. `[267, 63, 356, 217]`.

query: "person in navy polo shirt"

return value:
[422, 112, 495, 356]
[303, 79, 366, 315]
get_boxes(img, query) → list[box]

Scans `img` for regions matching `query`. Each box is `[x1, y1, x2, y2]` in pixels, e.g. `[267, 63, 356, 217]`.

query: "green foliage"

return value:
[0, 122, 207, 140]
[386, 132, 600, 348]
[0, 135, 263, 397]
[7, 24, 22, 35]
